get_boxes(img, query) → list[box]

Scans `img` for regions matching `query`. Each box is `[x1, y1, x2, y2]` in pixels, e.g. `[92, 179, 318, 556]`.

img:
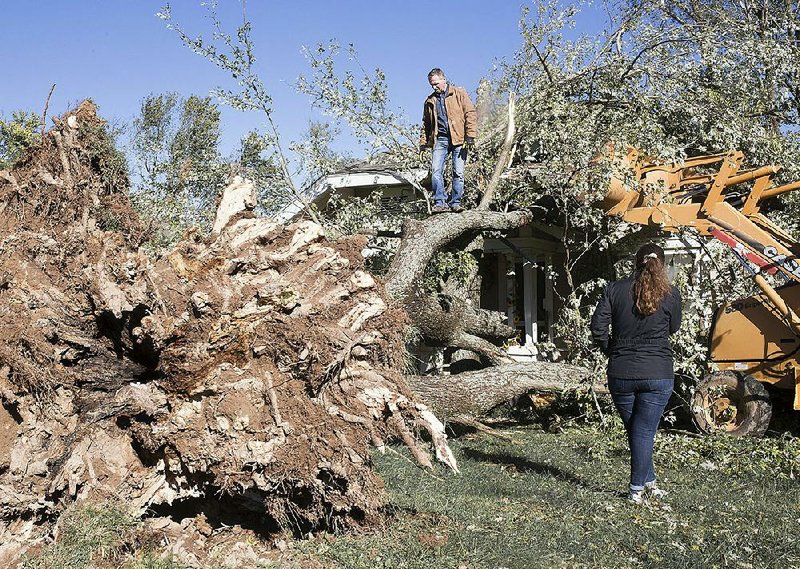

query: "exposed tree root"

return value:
[0, 102, 459, 564]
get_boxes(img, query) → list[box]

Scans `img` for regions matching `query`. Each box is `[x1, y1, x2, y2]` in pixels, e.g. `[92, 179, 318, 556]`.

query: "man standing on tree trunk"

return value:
[420, 68, 477, 214]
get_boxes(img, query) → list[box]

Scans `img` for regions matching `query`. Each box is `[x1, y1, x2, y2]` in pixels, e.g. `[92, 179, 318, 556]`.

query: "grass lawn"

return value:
[302, 423, 800, 569]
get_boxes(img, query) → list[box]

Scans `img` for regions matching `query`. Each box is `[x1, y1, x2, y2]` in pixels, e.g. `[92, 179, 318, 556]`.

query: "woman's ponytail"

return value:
[632, 244, 671, 316]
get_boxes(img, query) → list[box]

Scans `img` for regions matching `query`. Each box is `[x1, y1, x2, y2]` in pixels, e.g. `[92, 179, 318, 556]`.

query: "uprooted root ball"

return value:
[0, 102, 454, 565]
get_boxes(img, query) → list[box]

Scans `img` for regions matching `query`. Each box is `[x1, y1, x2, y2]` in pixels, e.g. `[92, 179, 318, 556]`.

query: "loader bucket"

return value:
[595, 148, 643, 216]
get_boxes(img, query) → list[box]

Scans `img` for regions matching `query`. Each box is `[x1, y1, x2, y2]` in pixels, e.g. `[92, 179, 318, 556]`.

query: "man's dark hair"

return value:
[427, 68, 445, 80]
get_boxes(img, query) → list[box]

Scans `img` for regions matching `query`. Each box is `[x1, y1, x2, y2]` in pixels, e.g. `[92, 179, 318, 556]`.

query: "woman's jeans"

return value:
[431, 135, 466, 207]
[607, 377, 673, 491]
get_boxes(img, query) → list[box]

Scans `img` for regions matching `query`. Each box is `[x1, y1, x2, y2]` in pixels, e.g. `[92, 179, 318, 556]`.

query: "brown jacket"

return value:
[419, 84, 477, 147]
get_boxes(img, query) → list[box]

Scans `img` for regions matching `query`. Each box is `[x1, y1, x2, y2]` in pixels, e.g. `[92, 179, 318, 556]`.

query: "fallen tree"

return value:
[0, 102, 594, 566]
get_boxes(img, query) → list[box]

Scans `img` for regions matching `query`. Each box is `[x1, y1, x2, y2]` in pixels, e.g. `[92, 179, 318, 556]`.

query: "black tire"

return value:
[691, 371, 772, 437]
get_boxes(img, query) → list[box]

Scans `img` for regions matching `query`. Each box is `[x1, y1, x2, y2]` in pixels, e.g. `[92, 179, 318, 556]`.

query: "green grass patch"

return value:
[303, 425, 800, 568]
[22, 503, 186, 569]
[22, 427, 800, 568]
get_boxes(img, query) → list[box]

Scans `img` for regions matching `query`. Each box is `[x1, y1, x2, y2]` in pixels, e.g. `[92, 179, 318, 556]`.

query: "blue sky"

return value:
[0, 1, 602, 163]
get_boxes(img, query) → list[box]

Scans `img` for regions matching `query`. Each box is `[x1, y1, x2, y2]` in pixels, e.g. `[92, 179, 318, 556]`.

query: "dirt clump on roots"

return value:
[0, 102, 455, 566]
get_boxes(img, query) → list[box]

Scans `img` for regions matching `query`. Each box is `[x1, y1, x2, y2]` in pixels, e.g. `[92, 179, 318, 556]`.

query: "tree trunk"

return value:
[383, 209, 537, 364]
[384, 209, 533, 302]
[407, 362, 603, 418]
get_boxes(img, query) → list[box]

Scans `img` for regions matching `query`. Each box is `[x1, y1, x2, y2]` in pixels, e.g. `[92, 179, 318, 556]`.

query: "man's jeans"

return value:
[431, 136, 466, 207]
[607, 377, 673, 490]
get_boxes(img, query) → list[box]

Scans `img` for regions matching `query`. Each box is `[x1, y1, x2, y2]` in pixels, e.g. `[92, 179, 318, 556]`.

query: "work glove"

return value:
[418, 145, 427, 163]
[465, 137, 475, 149]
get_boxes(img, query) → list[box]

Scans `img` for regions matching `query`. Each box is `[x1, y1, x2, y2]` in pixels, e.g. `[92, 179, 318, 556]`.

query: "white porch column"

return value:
[544, 255, 554, 342]
[523, 261, 536, 346]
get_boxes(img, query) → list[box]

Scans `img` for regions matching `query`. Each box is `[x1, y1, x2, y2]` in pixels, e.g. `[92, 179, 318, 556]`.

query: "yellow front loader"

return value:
[599, 148, 800, 436]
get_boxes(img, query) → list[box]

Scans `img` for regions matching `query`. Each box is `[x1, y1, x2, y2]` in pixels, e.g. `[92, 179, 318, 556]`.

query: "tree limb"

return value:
[40, 84, 56, 143]
[407, 361, 603, 419]
[478, 92, 516, 210]
[450, 331, 513, 365]
[384, 208, 534, 301]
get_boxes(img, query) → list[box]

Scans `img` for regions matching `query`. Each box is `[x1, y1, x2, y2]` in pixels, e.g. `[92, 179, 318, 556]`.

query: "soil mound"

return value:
[0, 102, 453, 565]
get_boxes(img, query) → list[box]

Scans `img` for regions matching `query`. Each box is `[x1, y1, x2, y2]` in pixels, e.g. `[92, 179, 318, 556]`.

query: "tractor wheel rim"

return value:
[702, 393, 740, 431]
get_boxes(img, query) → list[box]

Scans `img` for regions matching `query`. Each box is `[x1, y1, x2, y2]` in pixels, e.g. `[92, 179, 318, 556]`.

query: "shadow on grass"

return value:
[765, 389, 800, 437]
[460, 447, 595, 490]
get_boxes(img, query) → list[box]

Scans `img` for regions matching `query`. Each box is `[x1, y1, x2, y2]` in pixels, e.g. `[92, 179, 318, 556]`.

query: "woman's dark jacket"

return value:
[590, 277, 682, 380]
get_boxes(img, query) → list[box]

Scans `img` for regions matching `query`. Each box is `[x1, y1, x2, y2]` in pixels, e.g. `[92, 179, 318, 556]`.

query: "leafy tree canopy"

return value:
[128, 92, 228, 248]
[0, 111, 40, 170]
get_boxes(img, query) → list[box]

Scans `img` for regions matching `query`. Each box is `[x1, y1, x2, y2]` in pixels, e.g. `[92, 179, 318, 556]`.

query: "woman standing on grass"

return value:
[590, 243, 682, 503]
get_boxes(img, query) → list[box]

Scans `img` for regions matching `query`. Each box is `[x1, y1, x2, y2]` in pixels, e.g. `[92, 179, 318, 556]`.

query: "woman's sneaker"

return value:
[628, 489, 646, 504]
[645, 481, 667, 499]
